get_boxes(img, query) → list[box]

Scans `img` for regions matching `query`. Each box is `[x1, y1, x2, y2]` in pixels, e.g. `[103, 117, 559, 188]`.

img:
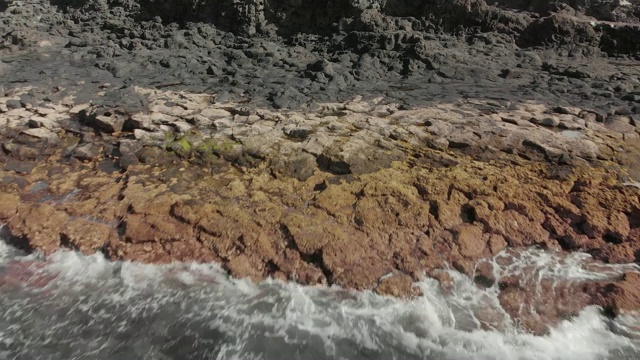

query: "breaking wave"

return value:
[0, 226, 638, 360]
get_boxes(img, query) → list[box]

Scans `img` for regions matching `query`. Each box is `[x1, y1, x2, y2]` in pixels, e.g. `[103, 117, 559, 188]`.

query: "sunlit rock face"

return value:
[1, 86, 640, 309]
[1, 0, 640, 353]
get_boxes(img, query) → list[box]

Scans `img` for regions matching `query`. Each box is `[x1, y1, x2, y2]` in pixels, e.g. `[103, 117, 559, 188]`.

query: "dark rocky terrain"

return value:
[1, 0, 640, 110]
[1, 0, 640, 334]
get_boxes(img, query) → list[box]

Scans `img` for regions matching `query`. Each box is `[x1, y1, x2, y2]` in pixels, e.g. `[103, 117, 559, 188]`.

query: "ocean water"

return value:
[0, 228, 638, 360]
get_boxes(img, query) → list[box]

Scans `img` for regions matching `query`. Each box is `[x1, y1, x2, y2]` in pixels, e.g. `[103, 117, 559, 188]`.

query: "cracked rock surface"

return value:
[1, 0, 640, 334]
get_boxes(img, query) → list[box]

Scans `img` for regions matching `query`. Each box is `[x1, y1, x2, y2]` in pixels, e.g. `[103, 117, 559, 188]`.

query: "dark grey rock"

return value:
[1, 0, 639, 127]
[80, 106, 127, 133]
[270, 86, 307, 109]
[73, 143, 100, 161]
[622, 93, 640, 102]
[284, 126, 313, 140]
[3, 160, 36, 174]
[5, 100, 22, 110]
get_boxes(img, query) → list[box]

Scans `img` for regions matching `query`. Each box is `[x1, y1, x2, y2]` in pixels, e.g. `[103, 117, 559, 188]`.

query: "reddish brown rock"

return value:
[594, 242, 640, 264]
[479, 210, 550, 247]
[0, 193, 20, 219]
[281, 211, 333, 255]
[9, 203, 70, 254]
[473, 260, 496, 287]
[455, 224, 485, 258]
[590, 272, 640, 315]
[61, 218, 117, 254]
[488, 234, 508, 255]
[375, 273, 422, 298]
[429, 270, 454, 293]
[123, 213, 195, 244]
[2, 153, 638, 309]
[498, 278, 594, 335]
[226, 254, 264, 282]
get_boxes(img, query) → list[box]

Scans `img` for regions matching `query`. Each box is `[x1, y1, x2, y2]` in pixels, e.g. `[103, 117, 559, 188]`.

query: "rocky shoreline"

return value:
[1, 0, 640, 334]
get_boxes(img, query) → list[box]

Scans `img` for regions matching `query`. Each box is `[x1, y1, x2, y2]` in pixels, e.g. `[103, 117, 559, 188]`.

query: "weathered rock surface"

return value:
[1, 85, 639, 333]
[2, 0, 640, 335]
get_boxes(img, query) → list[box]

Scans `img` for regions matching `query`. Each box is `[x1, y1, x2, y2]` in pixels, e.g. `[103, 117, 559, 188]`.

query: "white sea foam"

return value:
[0, 237, 10, 263]
[0, 237, 638, 360]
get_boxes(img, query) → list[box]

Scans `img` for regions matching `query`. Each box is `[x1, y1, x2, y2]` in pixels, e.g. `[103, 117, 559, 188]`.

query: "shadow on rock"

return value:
[0, 226, 32, 254]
